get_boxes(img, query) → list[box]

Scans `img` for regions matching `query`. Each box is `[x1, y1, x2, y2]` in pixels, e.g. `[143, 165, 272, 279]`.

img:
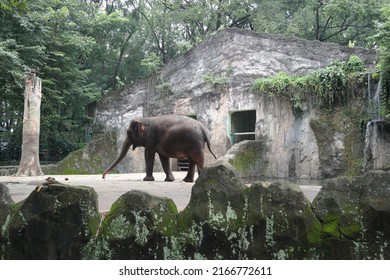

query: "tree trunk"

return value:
[15, 71, 44, 176]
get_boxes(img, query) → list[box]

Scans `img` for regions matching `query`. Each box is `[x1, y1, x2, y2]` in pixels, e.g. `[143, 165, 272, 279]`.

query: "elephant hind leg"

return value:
[183, 152, 204, 183]
[159, 154, 175, 182]
[183, 160, 196, 182]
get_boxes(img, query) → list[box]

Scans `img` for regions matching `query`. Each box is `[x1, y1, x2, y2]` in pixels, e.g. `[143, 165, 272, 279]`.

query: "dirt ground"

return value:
[0, 172, 321, 212]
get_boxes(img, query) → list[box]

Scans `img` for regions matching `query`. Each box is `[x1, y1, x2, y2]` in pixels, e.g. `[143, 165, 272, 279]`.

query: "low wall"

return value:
[1, 161, 390, 259]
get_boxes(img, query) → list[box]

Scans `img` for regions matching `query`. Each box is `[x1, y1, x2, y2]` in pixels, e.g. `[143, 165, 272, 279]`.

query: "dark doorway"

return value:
[230, 110, 256, 144]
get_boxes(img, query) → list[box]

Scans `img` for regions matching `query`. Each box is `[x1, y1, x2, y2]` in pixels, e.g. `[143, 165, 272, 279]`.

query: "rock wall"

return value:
[2, 163, 390, 260]
[93, 28, 377, 179]
[364, 121, 390, 171]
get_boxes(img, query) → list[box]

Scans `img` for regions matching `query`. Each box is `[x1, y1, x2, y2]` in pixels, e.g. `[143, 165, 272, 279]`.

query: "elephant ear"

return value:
[131, 120, 144, 149]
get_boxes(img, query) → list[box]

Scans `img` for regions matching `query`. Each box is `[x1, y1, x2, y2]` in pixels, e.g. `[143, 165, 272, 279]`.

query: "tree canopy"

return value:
[1, 0, 389, 161]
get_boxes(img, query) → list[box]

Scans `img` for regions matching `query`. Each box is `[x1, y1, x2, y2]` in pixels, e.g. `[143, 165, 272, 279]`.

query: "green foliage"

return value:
[251, 55, 367, 112]
[0, 0, 27, 11]
[0, 0, 388, 163]
[252, 72, 292, 94]
[1, 0, 100, 161]
[140, 52, 163, 75]
[202, 64, 233, 86]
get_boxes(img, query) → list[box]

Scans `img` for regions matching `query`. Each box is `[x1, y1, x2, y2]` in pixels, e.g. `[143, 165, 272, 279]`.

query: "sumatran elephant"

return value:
[102, 115, 217, 182]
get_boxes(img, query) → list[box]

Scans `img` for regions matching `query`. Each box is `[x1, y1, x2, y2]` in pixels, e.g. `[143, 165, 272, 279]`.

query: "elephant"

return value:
[102, 115, 217, 182]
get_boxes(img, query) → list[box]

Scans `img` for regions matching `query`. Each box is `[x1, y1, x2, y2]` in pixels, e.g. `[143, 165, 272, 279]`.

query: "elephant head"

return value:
[102, 119, 145, 178]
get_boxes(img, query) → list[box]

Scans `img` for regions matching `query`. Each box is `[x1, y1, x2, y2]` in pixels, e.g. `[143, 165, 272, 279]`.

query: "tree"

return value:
[373, 5, 390, 117]
[252, 0, 386, 47]
[1, 0, 102, 161]
[15, 70, 44, 176]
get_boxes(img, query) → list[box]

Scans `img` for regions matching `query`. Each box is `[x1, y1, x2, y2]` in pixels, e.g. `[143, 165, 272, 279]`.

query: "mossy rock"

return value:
[2, 182, 100, 260]
[0, 183, 13, 224]
[246, 181, 322, 259]
[42, 132, 118, 175]
[312, 171, 390, 259]
[185, 160, 246, 225]
[0, 183, 14, 259]
[89, 190, 179, 260]
[223, 140, 269, 178]
[177, 161, 248, 259]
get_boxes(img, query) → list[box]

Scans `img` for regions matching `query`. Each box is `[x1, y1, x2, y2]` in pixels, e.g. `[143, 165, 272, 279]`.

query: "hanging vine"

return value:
[251, 55, 371, 114]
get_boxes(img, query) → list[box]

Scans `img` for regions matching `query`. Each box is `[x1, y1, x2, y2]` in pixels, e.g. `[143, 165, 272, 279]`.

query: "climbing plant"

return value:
[202, 64, 234, 87]
[251, 55, 368, 113]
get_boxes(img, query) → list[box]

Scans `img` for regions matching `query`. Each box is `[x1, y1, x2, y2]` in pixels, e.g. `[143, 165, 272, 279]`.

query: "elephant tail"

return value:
[207, 140, 217, 159]
[202, 128, 217, 159]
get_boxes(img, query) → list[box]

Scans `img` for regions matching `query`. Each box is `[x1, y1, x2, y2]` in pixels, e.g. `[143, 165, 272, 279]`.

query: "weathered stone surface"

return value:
[162, 28, 377, 96]
[0, 167, 17, 176]
[0, 183, 13, 256]
[220, 140, 267, 178]
[187, 160, 246, 221]
[86, 161, 322, 259]
[178, 161, 247, 259]
[1, 182, 100, 260]
[312, 171, 390, 259]
[93, 28, 377, 179]
[364, 121, 390, 172]
[245, 181, 321, 259]
[85, 190, 178, 260]
[2, 164, 390, 259]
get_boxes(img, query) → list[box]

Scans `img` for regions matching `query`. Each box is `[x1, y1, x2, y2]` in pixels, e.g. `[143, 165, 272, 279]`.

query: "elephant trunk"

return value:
[102, 137, 132, 178]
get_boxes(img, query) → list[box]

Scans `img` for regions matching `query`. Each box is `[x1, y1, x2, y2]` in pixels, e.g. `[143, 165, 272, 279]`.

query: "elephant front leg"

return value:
[158, 154, 175, 182]
[143, 149, 155, 181]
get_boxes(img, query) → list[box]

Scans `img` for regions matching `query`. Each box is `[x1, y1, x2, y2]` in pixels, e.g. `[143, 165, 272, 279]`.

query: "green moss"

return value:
[42, 132, 117, 175]
[100, 193, 179, 240]
[167, 200, 178, 214]
[322, 218, 340, 238]
[230, 145, 260, 173]
[310, 91, 367, 177]
[304, 207, 322, 245]
[153, 202, 179, 236]
[339, 221, 362, 239]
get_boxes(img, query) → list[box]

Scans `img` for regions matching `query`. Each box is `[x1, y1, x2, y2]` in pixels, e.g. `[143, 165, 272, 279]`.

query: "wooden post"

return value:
[15, 69, 44, 176]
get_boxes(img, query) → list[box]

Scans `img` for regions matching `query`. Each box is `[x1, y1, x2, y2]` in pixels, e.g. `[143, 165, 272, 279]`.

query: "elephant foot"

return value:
[183, 176, 194, 183]
[143, 176, 155, 181]
[165, 175, 175, 182]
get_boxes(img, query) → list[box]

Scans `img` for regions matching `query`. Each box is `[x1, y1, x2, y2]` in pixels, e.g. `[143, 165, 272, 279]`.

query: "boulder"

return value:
[0, 183, 13, 221]
[0, 183, 14, 257]
[312, 170, 390, 259]
[246, 181, 321, 259]
[85, 190, 178, 260]
[3, 163, 390, 260]
[2, 181, 100, 259]
[86, 161, 322, 260]
[220, 140, 268, 178]
[42, 131, 118, 175]
[178, 160, 247, 259]
[172, 161, 321, 259]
